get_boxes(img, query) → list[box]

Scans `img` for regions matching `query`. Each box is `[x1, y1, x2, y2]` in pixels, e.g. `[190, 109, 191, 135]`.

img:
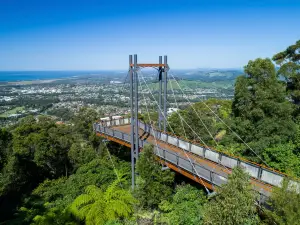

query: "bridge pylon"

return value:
[128, 54, 169, 189]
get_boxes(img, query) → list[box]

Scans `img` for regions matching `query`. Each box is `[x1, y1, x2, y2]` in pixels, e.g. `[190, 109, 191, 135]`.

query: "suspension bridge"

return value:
[93, 54, 299, 201]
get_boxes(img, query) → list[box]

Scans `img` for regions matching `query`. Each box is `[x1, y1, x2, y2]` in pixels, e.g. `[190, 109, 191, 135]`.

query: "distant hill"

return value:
[143, 79, 235, 91]
[170, 69, 243, 82]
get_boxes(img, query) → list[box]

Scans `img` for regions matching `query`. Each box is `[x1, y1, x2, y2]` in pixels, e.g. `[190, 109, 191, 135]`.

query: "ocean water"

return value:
[0, 71, 87, 82]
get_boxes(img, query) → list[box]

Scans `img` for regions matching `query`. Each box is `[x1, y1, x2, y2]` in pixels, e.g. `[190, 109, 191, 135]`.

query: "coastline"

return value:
[7, 78, 65, 85]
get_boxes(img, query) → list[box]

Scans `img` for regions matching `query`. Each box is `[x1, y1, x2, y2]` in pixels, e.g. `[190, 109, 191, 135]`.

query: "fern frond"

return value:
[70, 194, 94, 220]
[85, 185, 104, 198]
[86, 202, 106, 225]
[106, 200, 133, 218]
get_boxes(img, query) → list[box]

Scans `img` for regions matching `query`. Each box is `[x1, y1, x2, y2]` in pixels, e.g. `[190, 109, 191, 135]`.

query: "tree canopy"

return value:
[230, 58, 296, 157]
[273, 40, 300, 106]
[203, 166, 259, 225]
[135, 144, 175, 209]
[159, 184, 207, 225]
[264, 179, 300, 225]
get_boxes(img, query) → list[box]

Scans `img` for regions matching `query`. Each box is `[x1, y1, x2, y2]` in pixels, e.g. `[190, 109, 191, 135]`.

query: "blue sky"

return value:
[0, 0, 299, 70]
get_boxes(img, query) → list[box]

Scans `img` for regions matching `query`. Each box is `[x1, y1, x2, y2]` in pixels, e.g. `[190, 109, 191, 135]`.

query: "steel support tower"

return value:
[129, 54, 169, 189]
[129, 55, 135, 190]
[158, 56, 163, 130]
[163, 55, 168, 132]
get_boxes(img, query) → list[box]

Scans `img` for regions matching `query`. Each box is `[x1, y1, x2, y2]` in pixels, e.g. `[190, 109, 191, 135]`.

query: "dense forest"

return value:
[0, 40, 300, 224]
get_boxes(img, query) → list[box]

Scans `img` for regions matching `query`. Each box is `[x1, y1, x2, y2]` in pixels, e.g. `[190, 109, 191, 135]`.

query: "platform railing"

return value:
[93, 119, 300, 194]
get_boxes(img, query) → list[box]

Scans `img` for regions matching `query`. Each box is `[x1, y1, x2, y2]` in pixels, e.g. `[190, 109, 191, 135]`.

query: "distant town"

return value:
[0, 69, 239, 126]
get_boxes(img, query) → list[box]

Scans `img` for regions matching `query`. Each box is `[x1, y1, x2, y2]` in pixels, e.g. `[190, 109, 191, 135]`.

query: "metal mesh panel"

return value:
[167, 136, 178, 146]
[205, 149, 220, 163]
[160, 133, 167, 142]
[106, 128, 113, 136]
[261, 170, 283, 186]
[149, 128, 155, 137]
[139, 139, 144, 147]
[153, 130, 160, 139]
[240, 162, 259, 178]
[99, 126, 103, 133]
[178, 140, 190, 151]
[191, 144, 204, 157]
[145, 124, 149, 133]
[153, 146, 159, 155]
[123, 133, 130, 142]
[221, 155, 238, 169]
[178, 157, 193, 173]
[165, 151, 178, 164]
[145, 124, 150, 133]
[194, 164, 211, 181]
[212, 173, 227, 186]
[139, 122, 145, 130]
[114, 130, 123, 139]
[154, 147, 164, 159]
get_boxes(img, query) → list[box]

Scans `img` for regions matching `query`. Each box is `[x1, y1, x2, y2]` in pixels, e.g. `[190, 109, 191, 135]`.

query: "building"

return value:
[167, 108, 179, 116]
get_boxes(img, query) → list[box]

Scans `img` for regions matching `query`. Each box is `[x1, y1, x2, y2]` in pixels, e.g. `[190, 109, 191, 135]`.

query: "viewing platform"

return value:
[94, 118, 299, 202]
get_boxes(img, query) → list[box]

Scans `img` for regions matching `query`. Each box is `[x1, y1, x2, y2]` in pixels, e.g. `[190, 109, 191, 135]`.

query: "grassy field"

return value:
[0, 107, 25, 118]
[142, 80, 234, 91]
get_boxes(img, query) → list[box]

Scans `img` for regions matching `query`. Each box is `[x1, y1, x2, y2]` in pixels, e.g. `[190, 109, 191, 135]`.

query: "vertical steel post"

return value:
[134, 54, 139, 160]
[163, 55, 168, 132]
[129, 55, 135, 190]
[158, 56, 163, 130]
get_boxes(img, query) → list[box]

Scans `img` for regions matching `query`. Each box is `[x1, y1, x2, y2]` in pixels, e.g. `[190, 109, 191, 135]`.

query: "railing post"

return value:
[237, 158, 241, 167]
[210, 171, 214, 183]
[219, 153, 222, 164]
[258, 167, 263, 180]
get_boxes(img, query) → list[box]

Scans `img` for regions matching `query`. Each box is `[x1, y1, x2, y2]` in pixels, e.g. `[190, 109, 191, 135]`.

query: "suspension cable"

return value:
[168, 78, 230, 174]
[168, 78, 187, 138]
[120, 70, 131, 114]
[169, 74, 219, 146]
[138, 70, 211, 194]
[137, 69, 164, 166]
[169, 71, 270, 167]
[102, 140, 123, 187]
[166, 75, 275, 194]
[140, 71, 231, 175]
